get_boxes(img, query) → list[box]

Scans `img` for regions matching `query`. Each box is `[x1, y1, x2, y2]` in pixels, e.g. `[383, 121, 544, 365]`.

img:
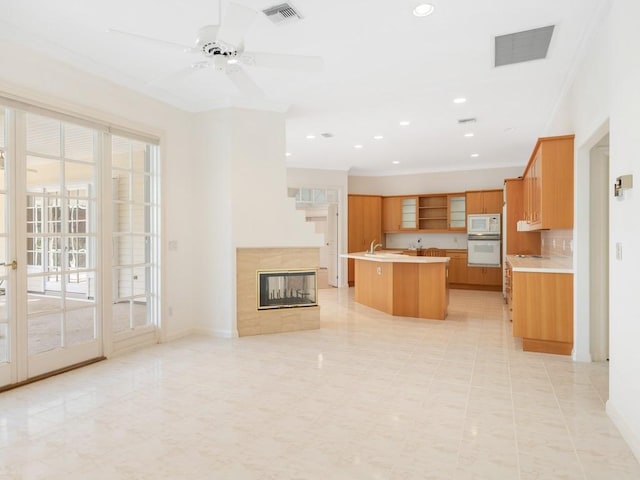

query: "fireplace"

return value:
[257, 269, 318, 310]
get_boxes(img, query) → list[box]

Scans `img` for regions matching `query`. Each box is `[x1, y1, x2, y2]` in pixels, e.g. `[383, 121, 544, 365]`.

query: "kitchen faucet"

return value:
[369, 240, 382, 254]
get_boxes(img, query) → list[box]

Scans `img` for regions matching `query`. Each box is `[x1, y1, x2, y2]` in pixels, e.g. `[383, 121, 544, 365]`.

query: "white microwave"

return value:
[467, 214, 501, 234]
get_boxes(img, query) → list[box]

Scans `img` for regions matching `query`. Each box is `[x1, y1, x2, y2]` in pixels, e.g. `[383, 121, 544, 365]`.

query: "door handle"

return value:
[0, 260, 17, 270]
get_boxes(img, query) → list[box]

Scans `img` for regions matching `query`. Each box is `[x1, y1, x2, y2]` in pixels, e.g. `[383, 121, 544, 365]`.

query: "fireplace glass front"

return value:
[257, 269, 318, 310]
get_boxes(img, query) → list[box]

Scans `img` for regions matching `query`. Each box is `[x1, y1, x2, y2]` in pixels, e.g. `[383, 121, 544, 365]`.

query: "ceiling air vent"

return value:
[263, 3, 303, 24]
[320, 132, 334, 138]
[457, 118, 477, 125]
[494, 25, 555, 67]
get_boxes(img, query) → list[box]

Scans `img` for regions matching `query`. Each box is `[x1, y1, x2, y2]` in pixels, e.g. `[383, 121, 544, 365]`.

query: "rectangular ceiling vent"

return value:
[457, 118, 477, 125]
[263, 3, 303, 24]
[494, 25, 555, 67]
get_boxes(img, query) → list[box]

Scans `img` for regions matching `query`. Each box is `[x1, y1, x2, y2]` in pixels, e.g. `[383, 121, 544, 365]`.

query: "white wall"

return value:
[545, 0, 640, 460]
[192, 110, 323, 337]
[545, 2, 611, 365]
[230, 110, 321, 249]
[348, 166, 522, 195]
[607, 0, 640, 460]
[0, 40, 197, 342]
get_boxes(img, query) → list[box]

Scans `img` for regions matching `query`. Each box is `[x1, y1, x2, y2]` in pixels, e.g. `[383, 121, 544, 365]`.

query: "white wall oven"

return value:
[467, 214, 501, 267]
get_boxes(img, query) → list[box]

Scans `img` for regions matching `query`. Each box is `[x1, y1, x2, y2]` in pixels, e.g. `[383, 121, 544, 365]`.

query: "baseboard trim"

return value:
[606, 400, 640, 463]
[0, 357, 106, 393]
[192, 327, 237, 338]
[163, 329, 197, 343]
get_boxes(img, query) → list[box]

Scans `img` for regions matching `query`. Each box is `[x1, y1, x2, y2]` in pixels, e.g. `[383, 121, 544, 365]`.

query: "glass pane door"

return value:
[24, 113, 100, 377]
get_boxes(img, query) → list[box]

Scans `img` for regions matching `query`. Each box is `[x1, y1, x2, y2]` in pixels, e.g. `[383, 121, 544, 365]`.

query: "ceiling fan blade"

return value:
[226, 65, 265, 98]
[107, 28, 197, 53]
[216, 2, 258, 49]
[147, 61, 210, 85]
[240, 51, 324, 72]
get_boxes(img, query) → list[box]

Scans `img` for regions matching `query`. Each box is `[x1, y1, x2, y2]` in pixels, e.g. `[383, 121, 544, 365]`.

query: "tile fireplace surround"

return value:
[236, 248, 320, 336]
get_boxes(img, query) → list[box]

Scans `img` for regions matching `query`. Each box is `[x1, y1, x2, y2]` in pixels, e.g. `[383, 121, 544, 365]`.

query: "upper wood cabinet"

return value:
[466, 189, 503, 214]
[382, 193, 468, 233]
[401, 197, 418, 229]
[504, 178, 541, 255]
[382, 197, 402, 232]
[382, 196, 417, 232]
[447, 194, 466, 230]
[418, 195, 448, 230]
[522, 135, 574, 230]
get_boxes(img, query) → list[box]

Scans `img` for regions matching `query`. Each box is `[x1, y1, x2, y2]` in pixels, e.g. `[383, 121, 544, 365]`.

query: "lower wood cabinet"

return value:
[445, 250, 502, 290]
[466, 266, 502, 287]
[512, 271, 573, 355]
[447, 251, 468, 285]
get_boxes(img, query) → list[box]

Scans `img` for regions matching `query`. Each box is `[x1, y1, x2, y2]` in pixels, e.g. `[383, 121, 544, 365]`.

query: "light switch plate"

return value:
[616, 242, 623, 260]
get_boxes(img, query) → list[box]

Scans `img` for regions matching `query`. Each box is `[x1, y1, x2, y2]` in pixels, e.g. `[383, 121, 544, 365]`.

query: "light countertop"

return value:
[343, 252, 450, 264]
[506, 254, 573, 274]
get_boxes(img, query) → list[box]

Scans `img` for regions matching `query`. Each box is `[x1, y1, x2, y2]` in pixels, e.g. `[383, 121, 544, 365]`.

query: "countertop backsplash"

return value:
[541, 229, 574, 257]
[385, 232, 468, 250]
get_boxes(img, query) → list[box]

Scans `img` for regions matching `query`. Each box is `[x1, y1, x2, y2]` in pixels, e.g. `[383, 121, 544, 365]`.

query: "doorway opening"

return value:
[288, 187, 340, 288]
[589, 134, 610, 362]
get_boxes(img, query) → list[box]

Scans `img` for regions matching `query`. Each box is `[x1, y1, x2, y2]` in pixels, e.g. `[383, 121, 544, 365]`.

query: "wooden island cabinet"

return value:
[345, 252, 449, 320]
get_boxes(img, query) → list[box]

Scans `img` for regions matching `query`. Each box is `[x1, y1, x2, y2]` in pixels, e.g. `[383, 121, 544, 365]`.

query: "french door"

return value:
[0, 109, 101, 387]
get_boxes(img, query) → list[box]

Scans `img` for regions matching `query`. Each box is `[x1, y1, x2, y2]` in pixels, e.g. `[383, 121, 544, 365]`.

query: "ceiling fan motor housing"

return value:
[195, 25, 235, 57]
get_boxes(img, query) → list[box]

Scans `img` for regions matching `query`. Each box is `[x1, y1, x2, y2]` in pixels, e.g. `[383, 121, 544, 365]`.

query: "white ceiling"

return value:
[0, 0, 603, 175]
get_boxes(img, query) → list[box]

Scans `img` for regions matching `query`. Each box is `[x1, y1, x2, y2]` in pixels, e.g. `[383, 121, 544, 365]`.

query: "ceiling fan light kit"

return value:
[413, 3, 435, 17]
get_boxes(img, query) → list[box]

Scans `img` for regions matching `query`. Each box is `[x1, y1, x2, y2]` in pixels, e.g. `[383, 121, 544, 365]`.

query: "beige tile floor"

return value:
[0, 288, 639, 479]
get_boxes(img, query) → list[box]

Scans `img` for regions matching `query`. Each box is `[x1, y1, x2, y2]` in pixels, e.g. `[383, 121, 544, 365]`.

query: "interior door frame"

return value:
[0, 109, 18, 386]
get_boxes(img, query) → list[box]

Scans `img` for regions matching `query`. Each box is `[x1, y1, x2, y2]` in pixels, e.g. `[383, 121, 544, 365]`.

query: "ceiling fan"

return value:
[107, 2, 323, 98]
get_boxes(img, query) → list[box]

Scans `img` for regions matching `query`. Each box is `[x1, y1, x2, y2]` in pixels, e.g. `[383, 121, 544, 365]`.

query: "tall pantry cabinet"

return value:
[348, 195, 382, 286]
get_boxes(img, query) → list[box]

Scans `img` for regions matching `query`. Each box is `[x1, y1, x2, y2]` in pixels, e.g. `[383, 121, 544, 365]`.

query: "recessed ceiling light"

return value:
[306, 135, 316, 139]
[464, 132, 475, 137]
[470, 153, 479, 158]
[354, 144, 363, 149]
[392, 161, 400, 164]
[413, 3, 435, 17]
[373, 135, 384, 140]
[399, 121, 411, 126]
[227, 58, 238, 65]
[285, 152, 292, 157]
[453, 97, 467, 104]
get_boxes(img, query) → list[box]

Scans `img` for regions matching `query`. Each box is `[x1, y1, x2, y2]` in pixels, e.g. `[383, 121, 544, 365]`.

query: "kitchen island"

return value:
[343, 252, 450, 320]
